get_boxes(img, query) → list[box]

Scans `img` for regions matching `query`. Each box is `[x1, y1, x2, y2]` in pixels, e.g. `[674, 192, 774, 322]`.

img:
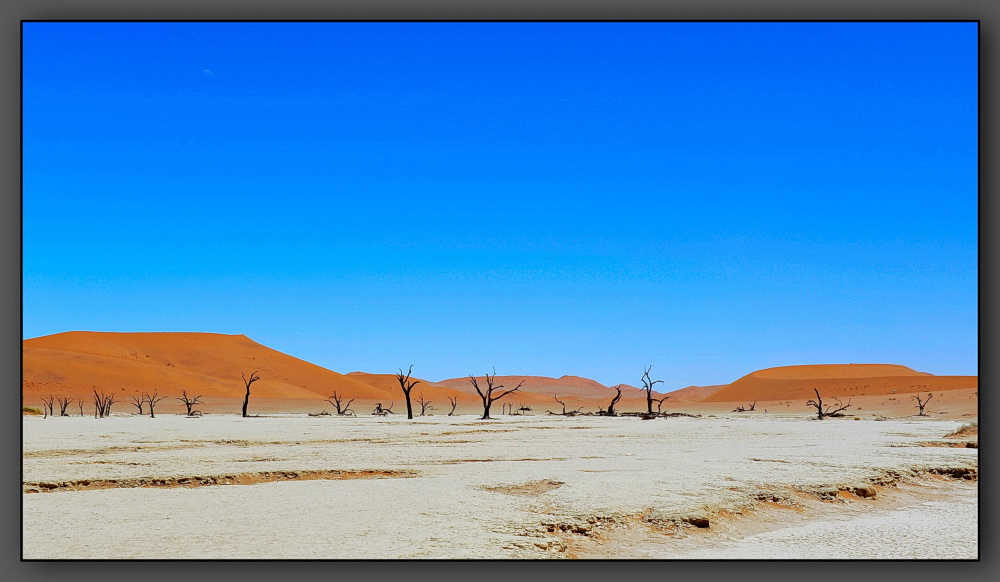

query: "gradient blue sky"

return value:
[23, 22, 977, 388]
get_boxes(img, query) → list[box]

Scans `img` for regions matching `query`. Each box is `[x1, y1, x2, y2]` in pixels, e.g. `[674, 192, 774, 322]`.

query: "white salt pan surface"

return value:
[22, 414, 977, 559]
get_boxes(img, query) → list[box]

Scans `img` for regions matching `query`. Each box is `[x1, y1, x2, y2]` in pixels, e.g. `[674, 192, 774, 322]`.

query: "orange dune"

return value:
[703, 364, 976, 403]
[342, 372, 477, 405]
[662, 384, 727, 402]
[25, 333, 974, 417]
[23, 332, 396, 407]
[437, 375, 660, 402]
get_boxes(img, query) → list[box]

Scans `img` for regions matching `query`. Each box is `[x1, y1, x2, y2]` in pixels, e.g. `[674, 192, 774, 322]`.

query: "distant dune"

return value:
[662, 384, 727, 402]
[703, 364, 976, 403]
[22, 332, 467, 409]
[23, 333, 976, 416]
[437, 374, 661, 410]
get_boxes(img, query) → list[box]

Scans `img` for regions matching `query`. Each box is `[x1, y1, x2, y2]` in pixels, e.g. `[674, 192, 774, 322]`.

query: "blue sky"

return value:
[22, 22, 977, 388]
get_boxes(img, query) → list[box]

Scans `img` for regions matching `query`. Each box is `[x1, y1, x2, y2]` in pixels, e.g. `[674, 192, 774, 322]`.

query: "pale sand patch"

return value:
[23, 414, 977, 559]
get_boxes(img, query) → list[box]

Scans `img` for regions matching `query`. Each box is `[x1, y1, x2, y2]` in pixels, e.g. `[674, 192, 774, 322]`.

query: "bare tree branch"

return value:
[395, 365, 421, 419]
[143, 391, 168, 418]
[807, 388, 852, 419]
[470, 370, 523, 419]
[130, 394, 145, 415]
[176, 390, 205, 416]
[641, 366, 664, 415]
[417, 392, 435, 416]
[913, 393, 933, 416]
[325, 391, 357, 416]
[41, 395, 54, 419]
[241, 371, 260, 418]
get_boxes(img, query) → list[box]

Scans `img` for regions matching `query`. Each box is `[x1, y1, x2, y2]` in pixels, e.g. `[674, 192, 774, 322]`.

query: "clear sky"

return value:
[23, 22, 978, 389]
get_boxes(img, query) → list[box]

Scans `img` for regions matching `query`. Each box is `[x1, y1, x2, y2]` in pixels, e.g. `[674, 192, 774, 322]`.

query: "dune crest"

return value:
[704, 364, 975, 403]
[22, 331, 469, 405]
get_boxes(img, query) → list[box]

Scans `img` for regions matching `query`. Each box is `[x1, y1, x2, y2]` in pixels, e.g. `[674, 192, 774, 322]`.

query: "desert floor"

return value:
[22, 412, 977, 559]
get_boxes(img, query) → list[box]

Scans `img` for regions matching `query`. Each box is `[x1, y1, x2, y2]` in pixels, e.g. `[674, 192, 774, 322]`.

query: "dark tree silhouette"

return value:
[93, 389, 115, 418]
[241, 371, 260, 418]
[325, 391, 356, 416]
[417, 392, 435, 416]
[41, 395, 54, 418]
[447, 396, 458, 416]
[130, 394, 145, 415]
[55, 396, 73, 416]
[653, 396, 670, 415]
[144, 392, 168, 418]
[372, 402, 396, 416]
[806, 388, 852, 420]
[913, 393, 933, 416]
[469, 369, 524, 420]
[548, 395, 583, 416]
[605, 384, 624, 416]
[395, 365, 421, 420]
[640, 366, 664, 415]
[176, 390, 204, 416]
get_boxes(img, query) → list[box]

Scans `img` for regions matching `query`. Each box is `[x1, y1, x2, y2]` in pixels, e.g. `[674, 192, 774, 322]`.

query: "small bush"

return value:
[22, 406, 42, 415]
[946, 421, 978, 438]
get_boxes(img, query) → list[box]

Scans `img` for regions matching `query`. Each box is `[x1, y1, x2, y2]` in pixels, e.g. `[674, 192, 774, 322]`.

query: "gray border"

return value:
[5, 1, 994, 580]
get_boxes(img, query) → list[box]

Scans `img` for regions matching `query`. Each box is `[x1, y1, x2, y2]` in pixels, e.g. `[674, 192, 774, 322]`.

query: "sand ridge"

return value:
[703, 364, 975, 403]
[23, 333, 978, 416]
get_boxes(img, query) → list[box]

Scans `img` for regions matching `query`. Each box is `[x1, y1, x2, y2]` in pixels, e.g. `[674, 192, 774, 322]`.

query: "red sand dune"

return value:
[662, 384, 727, 402]
[437, 375, 659, 402]
[24, 333, 975, 416]
[703, 364, 976, 403]
[22, 332, 468, 407]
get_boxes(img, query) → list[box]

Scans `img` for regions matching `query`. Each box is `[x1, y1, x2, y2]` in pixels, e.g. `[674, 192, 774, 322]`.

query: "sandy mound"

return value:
[749, 364, 930, 380]
[704, 364, 976, 403]
[662, 384, 727, 402]
[23, 332, 400, 406]
[438, 375, 659, 401]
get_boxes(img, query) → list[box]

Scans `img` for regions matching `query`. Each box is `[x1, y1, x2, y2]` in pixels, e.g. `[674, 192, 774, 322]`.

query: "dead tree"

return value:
[548, 395, 583, 416]
[372, 402, 396, 416]
[144, 392, 168, 418]
[56, 396, 73, 416]
[176, 390, 204, 416]
[806, 388, 852, 420]
[652, 396, 671, 415]
[93, 389, 115, 418]
[913, 393, 933, 416]
[41, 395, 55, 418]
[732, 401, 755, 413]
[77, 399, 84, 417]
[395, 365, 421, 420]
[447, 396, 458, 416]
[640, 365, 664, 415]
[469, 369, 524, 420]
[241, 371, 260, 418]
[130, 394, 145, 415]
[518, 405, 532, 415]
[606, 384, 624, 416]
[325, 391, 356, 416]
[417, 392, 435, 416]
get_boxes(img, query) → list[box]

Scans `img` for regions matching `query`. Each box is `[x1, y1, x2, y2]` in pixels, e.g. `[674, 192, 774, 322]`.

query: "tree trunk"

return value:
[405, 390, 413, 420]
[242, 388, 250, 418]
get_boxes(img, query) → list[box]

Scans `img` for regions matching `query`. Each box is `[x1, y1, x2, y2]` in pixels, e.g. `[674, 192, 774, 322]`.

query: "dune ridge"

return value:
[23, 333, 976, 413]
[703, 364, 975, 403]
[23, 332, 468, 406]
